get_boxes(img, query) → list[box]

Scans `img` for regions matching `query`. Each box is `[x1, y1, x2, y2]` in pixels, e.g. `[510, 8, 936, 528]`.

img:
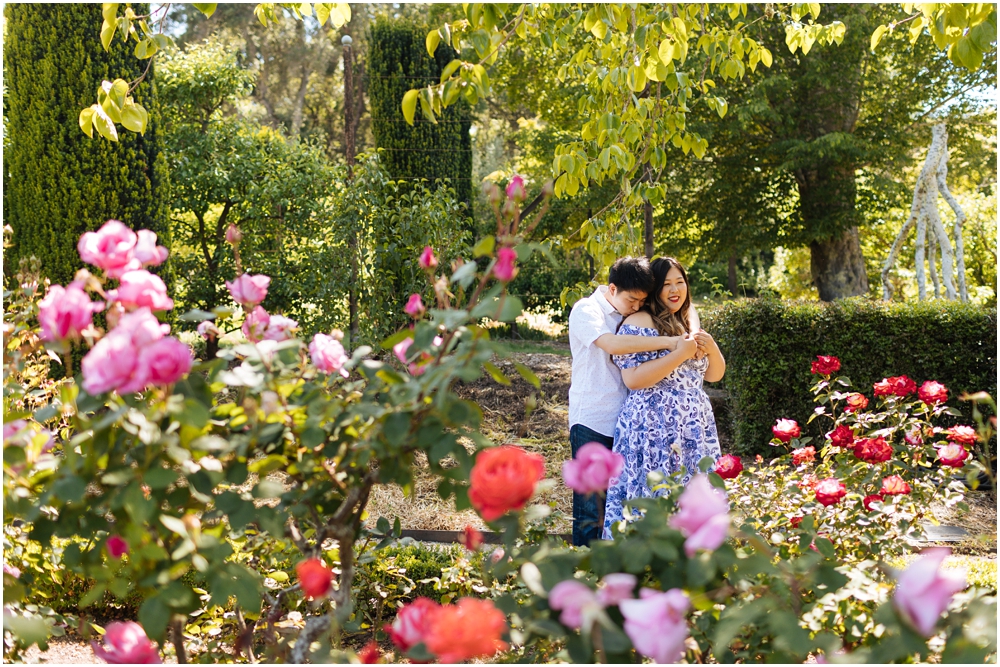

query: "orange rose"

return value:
[424, 598, 508, 663]
[296, 558, 334, 599]
[469, 446, 545, 521]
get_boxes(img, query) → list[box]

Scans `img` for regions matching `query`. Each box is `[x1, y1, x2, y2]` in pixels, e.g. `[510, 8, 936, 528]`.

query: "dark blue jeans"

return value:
[570, 424, 615, 547]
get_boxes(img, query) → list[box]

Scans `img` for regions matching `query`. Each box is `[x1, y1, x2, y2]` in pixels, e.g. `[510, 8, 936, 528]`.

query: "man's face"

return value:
[607, 285, 647, 316]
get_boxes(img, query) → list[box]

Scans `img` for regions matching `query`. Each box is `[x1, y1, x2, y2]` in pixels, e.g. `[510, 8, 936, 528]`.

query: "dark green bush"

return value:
[703, 296, 997, 457]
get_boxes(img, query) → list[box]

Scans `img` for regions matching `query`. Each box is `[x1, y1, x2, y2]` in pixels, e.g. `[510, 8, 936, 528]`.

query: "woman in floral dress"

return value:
[602, 257, 726, 539]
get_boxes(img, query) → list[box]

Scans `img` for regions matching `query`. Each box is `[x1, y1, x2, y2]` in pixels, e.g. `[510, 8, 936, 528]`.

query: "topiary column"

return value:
[3, 3, 169, 286]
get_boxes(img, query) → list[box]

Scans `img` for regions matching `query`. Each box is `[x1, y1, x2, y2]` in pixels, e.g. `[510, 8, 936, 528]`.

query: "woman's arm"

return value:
[621, 336, 699, 390]
[695, 330, 726, 382]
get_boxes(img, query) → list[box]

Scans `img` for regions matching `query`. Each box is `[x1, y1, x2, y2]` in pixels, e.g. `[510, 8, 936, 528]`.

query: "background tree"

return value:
[3, 3, 168, 286]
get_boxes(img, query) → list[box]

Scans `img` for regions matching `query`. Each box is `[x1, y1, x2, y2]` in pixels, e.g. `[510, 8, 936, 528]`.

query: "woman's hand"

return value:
[694, 329, 719, 355]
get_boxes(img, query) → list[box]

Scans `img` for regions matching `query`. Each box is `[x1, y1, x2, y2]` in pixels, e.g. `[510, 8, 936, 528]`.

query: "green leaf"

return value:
[248, 454, 288, 475]
[472, 235, 496, 258]
[401, 89, 419, 126]
[253, 480, 284, 499]
[514, 362, 540, 389]
[871, 24, 889, 52]
[191, 3, 217, 18]
[78, 107, 96, 138]
[483, 362, 511, 386]
[100, 19, 117, 51]
[138, 596, 170, 640]
[426, 29, 441, 57]
[2, 614, 51, 648]
[92, 105, 119, 142]
[133, 37, 157, 59]
[760, 47, 773, 67]
[121, 104, 147, 134]
[160, 514, 189, 536]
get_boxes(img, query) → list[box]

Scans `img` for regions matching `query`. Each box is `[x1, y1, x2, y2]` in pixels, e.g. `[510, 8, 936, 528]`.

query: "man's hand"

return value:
[675, 335, 699, 361]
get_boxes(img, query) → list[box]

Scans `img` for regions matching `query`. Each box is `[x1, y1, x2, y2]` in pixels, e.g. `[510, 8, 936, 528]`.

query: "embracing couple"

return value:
[567, 256, 726, 546]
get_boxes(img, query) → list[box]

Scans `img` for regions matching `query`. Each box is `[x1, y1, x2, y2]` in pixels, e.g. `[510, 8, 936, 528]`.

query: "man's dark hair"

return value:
[608, 256, 655, 294]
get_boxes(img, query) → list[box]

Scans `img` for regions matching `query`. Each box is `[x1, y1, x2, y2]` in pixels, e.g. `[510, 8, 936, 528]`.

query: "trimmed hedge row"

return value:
[703, 297, 997, 457]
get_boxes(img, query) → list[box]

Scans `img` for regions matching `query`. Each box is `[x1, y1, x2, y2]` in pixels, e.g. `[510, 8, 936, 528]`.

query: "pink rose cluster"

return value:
[668, 474, 731, 557]
[78, 220, 168, 278]
[81, 308, 192, 395]
[548, 573, 637, 630]
[38, 282, 104, 342]
[241, 306, 298, 343]
[309, 332, 350, 378]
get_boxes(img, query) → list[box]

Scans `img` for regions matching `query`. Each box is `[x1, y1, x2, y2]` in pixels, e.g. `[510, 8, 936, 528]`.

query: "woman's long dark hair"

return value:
[645, 257, 692, 336]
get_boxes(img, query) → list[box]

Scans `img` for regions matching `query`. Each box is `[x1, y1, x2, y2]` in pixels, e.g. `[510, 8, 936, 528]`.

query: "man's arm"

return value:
[593, 332, 683, 356]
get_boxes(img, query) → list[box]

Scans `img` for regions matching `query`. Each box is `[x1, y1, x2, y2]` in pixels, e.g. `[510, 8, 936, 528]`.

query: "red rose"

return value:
[862, 494, 884, 511]
[772, 419, 801, 443]
[813, 478, 847, 506]
[358, 640, 381, 664]
[880, 475, 911, 496]
[106, 535, 129, 559]
[811, 355, 841, 375]
[792, 446, 816, 466]
[459, 525, 483, 552]
[469, 446, 546, 521]
[386, 597, 440, 653]
[828, 425, 855, 448]
[714, 454, 743, 479]
[296, 558, 334, 599]
[876, 375, 916, 397]
[918, 381, 948, 405]
[945, 425, 977, 445]
[873, 379, 893, 396]
[843, 393, 869, 413]
[790, 516, 803, 528]
[853, 437, 893, 464]
[936, 443, 969, 468]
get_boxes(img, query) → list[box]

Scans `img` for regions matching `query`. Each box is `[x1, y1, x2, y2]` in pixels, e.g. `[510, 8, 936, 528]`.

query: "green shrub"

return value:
[703, 296, 997, 457]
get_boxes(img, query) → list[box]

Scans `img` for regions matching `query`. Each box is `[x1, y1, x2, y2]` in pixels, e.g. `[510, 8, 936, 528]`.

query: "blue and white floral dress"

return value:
[602, 324, 722, 539]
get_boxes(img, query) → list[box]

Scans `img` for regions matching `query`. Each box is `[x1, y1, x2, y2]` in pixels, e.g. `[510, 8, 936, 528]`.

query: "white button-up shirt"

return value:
[568, 285, 626, 436]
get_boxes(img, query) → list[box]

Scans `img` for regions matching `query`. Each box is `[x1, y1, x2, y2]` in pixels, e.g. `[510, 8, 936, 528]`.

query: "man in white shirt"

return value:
[567, 256, 689, 546]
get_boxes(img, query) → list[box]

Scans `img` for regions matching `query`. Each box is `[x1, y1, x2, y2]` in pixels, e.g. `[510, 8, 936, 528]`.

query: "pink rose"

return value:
[918, 380, 948, 405]
[505, 174, 526, 202]
[108, 270, 173, 311]
[81, 329, 140, 395]
[419, 246, 438, 270]
[548, 580, 600, 630]
[242, 306, 270, 342]
[493, 247, 518, 282]
[77, 220, 140, 278]
[893, 547, 966, 636]
[133, 230, 168, 267]
[772, 418, 801, 443]
[225, 224, 242, 245]
[117, 308, 171, 349]
[904, 428, 923, 446]
[137, 337, 193, 387]
[4, 563, 21, 579]
[197, 321, 221, 340]
[596, 573, 636, 607]
[385, 597, 440, 653]
[404, 293, 426, 318]
[668, 474, 731, 557]
[106, 536, 129, 559]
[393, 337, 414, 365]
[263, 315, 298, 341]
[562, 442, 623, 495]
[91, 621, 161, 664]
[936, 443, 969, 468]
[38, 283, 103, 341]
[619, 588, 690, 664]
[310, 333, 350, 377]
[3, 420, 27, 443]
[226, 273, 271, 306]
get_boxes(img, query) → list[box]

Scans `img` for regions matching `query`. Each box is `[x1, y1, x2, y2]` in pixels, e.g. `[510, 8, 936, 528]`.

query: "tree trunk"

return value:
[809, 227, 869, 301]
[727, 255, 738, 296]
[643, 199, 654, 259]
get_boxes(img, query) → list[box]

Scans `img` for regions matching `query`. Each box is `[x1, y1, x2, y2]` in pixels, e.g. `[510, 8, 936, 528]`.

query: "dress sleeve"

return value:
[612, 325, 661, 370]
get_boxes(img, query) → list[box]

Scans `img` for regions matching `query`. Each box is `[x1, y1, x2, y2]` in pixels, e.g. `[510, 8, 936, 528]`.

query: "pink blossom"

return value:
[404, 293, 425, 318]
[77, 220, 140, 278]
[562, 442, 623, 494]
[138, 337, 193, 387]
[91, 621, 161, 664]
[106, 536, 129, 558]
[548, 580, 600, 630]
[596, 573, 636, 607]
[242, 306, 270, 342]
[4, 563, 21, 579]
[263, 315, 298, 341]
[419, 246, 438, 270]
[385, 597, 439, 653]
[197, 321, 221, 340]
[393, 338, 414, 364]
[506, 174, 526, 202]
[117, 308, 171, 349]
[3, 420, 27, 443]
[668, 474, 731, 557]
[133, 230, 168, 267]
[490, 548, 506, 564]
[225, 273, 271, 306]
[38, 283, 103, 342]
[893, 547, 966, 636]
[310, 333, 350, 378]
[225, 224, 242, 245]
[619, 588, 690, 664]
[81, 329, 140, 395]
[493, 247, 517, 282]
[108, 270, 173, 311]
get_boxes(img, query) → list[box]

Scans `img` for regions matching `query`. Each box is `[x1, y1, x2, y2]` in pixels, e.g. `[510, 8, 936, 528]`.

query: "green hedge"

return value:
[704, 297, 997, 457]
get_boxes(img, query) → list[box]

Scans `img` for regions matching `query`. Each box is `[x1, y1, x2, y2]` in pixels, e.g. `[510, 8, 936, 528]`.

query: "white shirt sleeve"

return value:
[570, 300, 612, 348]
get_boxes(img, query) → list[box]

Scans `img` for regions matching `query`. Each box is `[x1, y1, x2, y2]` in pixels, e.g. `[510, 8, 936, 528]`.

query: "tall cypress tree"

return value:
[368, 16, 472, 210]
[3, 4, 169, 286]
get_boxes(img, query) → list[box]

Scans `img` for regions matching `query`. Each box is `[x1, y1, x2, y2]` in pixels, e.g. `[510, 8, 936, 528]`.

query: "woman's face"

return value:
[659, 265, 687, 313]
